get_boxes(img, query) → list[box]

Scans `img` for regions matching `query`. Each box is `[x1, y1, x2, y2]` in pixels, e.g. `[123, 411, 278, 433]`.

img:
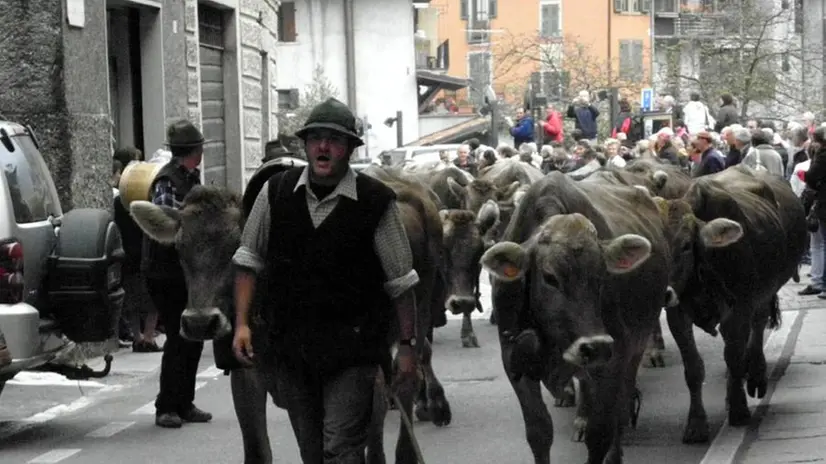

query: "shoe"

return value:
[133, 340, 163, 353]
[798, 285, 822, 296]
[155, 412, 183, 428]
[180, 405, 212, 423]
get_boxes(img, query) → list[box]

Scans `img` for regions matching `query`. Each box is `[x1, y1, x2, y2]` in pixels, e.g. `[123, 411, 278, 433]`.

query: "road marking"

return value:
[27, 449, 81, 463]
[129, 381, 209, 415]
[699, 309, 801, 464]
[7, 372, 110, 388]
[85, 421, 135, 438]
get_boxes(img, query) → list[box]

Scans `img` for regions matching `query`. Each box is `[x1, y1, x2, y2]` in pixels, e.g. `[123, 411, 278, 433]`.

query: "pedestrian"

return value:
[231, 97, 419, 463]
[689, 131, 725, 177]
[566, 90, 600, 142]
[142, 120, 212, 428]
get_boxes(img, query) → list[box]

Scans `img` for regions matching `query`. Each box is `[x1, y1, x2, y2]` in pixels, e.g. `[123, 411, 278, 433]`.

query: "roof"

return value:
[416, 71, 470, 91]
[405, 116, 490, 146]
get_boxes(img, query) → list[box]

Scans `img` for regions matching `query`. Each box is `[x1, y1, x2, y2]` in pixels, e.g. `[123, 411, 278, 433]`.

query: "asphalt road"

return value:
[0, 272, 805, 464]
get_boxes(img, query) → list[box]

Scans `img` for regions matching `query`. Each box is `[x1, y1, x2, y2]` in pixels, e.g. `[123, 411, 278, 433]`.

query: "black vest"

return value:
[266, 168, 395, 375]
[141, 159, 200, 280]
[114, 195, 144, 273]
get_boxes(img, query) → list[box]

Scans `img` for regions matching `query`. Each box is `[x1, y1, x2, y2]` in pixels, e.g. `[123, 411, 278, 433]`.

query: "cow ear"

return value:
[481, 241, 527, 282]
[476, 199, 500, 236]
[446, 177, 467, 201]
[699, 218, 743, 248]
[130, 201, 181, 245]
[499, 181, 521, 201]
[603, 234, 652, 274]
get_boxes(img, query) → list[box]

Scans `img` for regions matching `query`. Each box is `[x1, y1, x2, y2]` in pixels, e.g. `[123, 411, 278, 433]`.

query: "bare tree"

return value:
[659, 0, 822, 119]
[276, 65, 340, 138]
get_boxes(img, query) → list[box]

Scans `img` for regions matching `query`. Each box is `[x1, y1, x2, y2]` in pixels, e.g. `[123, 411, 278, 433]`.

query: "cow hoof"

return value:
[681, 416, 710, 444]
[571, 417, 587, 442]
[646, 350, 666, 368]
[428, 397, 452, 427]
[461, 333, 480, 348]
[414, 400, 430, 422]
[728, 407, 752, 427]
[747, 374, 768, 399]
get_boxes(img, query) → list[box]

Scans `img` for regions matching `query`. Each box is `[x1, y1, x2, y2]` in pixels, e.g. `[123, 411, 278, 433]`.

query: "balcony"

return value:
[415, 37, 450, 72]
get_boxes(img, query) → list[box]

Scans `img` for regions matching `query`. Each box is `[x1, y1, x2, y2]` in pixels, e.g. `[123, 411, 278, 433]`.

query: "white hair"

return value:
[540, 144, 554, 157]
[734, 127, 752, 143]
[519, 142, 538, 154]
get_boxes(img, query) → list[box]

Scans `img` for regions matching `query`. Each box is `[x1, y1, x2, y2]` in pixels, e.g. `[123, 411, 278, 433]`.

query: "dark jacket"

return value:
[510, 116, 535, 148]
[692, 148, 726, 177]
[713, 104, 739, 132]
[453, 158, 478, 177]
[804, 147, 826, 220]
[726, 145, 745, 168]
[657, 141, 681, 166]
[266, 168, 395, 376]
[114, 194, 144, 274]
[567, 104, 600, 139]
[141, 159, 200, 280]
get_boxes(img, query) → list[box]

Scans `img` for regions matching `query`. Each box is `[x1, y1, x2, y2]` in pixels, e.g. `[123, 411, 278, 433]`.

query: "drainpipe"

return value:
[344, 0, 357, 114]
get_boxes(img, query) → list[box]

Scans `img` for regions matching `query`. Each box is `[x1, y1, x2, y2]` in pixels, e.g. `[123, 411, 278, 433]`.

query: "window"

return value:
[461, 0, 496, 43]
[468, 52, 492, 107]
[0, 132, 61, 223]
[794, 0, 803, 34]
[278, 1, 297, 43]
[541, 71, 569, 101]
[540, 2, 561, 38]
[613, 0, 651, 13]
[277, 89, 299, 110]
[619, 39, 644, 81]
[198, 5, 224, 48]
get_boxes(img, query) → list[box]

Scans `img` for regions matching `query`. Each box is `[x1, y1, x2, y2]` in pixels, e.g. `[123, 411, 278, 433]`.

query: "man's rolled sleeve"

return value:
[232, 181, 272, 274]
[373, 201, 420, 299]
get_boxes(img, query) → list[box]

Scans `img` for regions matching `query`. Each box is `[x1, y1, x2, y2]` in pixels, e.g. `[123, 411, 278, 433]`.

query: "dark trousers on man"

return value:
[146, 277, 204, 414]
[275, 362, 377, 464]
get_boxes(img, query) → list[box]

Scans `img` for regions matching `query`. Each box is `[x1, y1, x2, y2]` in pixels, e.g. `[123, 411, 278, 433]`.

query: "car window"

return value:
[410, 148, 457, 164]
[379, 150, 407, 166]
[0, 134, 61, 223]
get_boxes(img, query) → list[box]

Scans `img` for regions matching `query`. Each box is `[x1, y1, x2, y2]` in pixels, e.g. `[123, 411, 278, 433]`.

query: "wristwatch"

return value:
[399, 337, 417, 347]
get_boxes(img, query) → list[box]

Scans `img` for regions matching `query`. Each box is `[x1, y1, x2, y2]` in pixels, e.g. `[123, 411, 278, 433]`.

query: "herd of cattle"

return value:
[128, 155, 806, 464]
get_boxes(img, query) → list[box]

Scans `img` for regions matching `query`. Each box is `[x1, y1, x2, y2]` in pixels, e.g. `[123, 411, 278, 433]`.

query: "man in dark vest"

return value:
[143, 119, 212, 428]
[231, 97, 419, 462]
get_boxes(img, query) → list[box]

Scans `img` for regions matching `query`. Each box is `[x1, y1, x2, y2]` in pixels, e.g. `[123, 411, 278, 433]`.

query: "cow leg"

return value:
[745, 298, 773, 400]
[414, 337, 452, 426]
[719, 309, 752, 427]
[643, 318, 666, 368]
[545, 376, 576, 408]
[583, 365, 623, 464]
[510, 377, 553, 464]
[461, 312, 480, 348]
[666, 306, 710, 443]
[230, 368, 272, 464]
[366, 370, 388, 464]
[571, 377, 590, 442]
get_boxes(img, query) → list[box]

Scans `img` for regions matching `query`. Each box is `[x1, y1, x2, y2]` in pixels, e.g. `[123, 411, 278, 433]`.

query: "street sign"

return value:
[640, 88, 654, 112]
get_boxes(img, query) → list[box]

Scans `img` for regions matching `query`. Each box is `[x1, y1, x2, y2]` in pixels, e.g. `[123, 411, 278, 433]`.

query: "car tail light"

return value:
[0, 241, 24, 304]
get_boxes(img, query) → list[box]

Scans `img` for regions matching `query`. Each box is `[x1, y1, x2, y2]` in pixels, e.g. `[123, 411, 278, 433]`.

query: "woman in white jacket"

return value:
[682, 92, 715, 135]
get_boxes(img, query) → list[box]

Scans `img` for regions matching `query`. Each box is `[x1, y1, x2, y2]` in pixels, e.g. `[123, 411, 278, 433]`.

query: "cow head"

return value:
[447, 177, 521, 215]
[130, 187, 243, 341]
[481, 213, 653, 368]
[440, 200, 500, 316]
[656, 197, 744, 301]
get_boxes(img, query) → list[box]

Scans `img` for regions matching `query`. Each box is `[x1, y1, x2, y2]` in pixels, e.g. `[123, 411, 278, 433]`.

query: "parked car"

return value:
[0, 121, 124, 400]
[377, 144, 461, 167]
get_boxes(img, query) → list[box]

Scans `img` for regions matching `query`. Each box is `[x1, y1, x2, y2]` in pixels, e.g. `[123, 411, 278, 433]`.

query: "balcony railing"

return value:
[415, 38, 450, 71]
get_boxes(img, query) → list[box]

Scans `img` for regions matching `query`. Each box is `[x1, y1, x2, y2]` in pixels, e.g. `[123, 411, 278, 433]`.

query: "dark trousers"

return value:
[146, 277, 204, 415]
[275, 362, 377, 464]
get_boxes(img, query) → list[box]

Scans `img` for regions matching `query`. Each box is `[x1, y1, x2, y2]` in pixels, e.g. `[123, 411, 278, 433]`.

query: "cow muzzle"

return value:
[665, 286, 680, 308]
[563, 334, 614, 367]
[446, 295, 477, 315]
[180, 307, 232, 341]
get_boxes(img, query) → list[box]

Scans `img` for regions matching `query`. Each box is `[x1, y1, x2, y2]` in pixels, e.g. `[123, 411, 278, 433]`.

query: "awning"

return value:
[405, 116, 490, 146]
[417, 71, 471, 112]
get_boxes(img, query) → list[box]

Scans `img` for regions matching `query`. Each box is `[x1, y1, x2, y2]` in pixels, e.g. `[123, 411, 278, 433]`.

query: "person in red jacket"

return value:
[540, 103, 563, 145]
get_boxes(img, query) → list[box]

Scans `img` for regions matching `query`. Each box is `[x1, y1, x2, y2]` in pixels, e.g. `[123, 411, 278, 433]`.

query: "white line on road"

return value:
[27, 449, 82, 463]
[7, 372, 111, 388]
[85, 421, 136, 438]
[21, 384, 124, 425]
[699, 309, 801, 464]
[129, 380, 209, 415]
[196, 366, 224, 378]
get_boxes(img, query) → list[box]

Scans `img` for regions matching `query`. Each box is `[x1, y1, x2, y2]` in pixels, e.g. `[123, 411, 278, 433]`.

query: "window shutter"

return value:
[614, 0, 624, 12]
[489, 0, 498, 18]
[633, 40, 644, 78]
[540, 4, 551, 37]
[641, 0, 652, 12]
[461, 0, 469, 19]
[551, 5, 560, 36]
[619, 40, 630, 79]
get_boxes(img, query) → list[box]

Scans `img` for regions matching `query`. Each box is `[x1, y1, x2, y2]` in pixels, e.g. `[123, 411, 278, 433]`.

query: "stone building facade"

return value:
[0, 0, 279, 211]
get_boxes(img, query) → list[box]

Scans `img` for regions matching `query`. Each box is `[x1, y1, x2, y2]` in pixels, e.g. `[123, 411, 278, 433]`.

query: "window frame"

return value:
[539, 0, 562, 39]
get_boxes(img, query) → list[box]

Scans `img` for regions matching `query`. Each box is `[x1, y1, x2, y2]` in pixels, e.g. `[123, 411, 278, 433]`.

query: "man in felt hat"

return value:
[230, 97, 419, 462]
[142, 119, 212, 428]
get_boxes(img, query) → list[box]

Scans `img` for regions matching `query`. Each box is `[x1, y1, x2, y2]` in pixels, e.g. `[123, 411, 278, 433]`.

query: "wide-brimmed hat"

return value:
[295, 97, 364, 147]
[165, 119, 209, 149]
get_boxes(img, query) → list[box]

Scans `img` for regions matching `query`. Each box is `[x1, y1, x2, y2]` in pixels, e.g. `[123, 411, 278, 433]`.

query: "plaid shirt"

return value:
[151, 163, 201, 208]
[232, 167, 419, 299]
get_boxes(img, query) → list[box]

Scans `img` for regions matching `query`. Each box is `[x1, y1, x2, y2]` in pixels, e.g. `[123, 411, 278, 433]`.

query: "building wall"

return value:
[802, 0, 824, 116]
[429, 0, 651, 104]
[274, 0, 419, 156]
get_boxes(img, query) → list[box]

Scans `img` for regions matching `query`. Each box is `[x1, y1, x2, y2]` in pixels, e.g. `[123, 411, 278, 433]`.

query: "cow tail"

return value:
[768, 293, 781, 330]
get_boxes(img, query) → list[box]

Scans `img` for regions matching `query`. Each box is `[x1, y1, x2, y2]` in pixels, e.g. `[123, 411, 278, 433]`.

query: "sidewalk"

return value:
[733, 272, 826, 463]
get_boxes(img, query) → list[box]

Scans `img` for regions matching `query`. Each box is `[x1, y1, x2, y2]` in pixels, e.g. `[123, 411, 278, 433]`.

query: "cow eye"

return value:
[543, 272, 560, 288]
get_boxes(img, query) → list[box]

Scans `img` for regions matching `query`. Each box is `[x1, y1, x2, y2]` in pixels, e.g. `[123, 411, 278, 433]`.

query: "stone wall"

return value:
[0, 0, 110, 211]
[239, 0, 279, 182]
